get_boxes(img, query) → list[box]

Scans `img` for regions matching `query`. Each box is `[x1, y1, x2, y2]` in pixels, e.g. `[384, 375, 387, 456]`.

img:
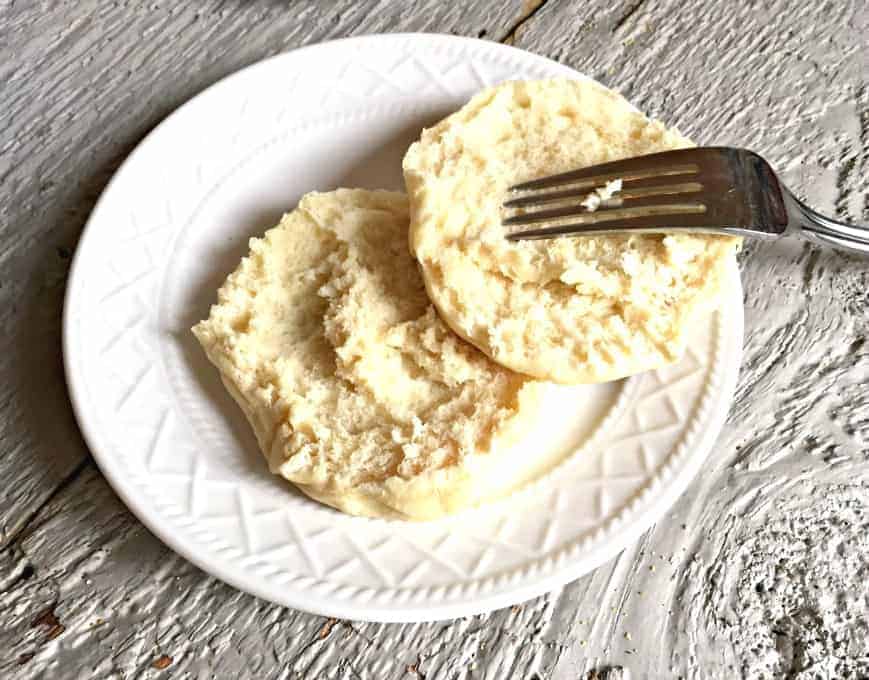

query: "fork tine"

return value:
[510, 165, 698, 193]
[503, 194, 707, 227]
[504, 179, 703, 209]
[505, 212, 733, 241]
[509, 148, 716, 192]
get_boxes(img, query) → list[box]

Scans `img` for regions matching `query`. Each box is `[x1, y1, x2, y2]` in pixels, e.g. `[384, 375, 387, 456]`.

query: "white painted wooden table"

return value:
[1, 2, 867, 678]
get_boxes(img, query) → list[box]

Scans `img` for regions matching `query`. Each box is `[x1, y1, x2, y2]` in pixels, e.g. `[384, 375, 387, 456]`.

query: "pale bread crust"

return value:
[193, 189, 542, 520]
[403, 79, 740, 384]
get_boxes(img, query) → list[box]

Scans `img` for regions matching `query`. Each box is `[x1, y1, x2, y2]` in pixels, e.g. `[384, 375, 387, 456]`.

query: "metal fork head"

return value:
[503, 147, 789, 241]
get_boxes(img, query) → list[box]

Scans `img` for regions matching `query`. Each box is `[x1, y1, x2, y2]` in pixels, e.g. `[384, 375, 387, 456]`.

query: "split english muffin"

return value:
[193, 189, 543, 520]
[402, 79, 740, 384]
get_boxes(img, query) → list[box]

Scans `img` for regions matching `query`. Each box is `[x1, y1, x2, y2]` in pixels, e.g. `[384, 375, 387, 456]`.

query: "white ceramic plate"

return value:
[63, 34, 743, 622]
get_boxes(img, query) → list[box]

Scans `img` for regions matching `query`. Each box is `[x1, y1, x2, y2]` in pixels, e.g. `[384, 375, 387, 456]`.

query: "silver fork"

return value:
[503, 147, 869, 254]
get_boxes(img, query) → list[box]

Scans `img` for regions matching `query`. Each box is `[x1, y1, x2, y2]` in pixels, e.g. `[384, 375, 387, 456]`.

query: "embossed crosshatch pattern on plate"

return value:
[64, 35, 743, 621]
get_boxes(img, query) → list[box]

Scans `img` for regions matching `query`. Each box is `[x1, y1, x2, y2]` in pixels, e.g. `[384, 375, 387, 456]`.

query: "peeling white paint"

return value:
[1, 0, 867, 678]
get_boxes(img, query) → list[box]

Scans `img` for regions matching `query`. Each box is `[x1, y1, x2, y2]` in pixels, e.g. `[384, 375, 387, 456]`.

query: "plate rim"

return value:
[62, 32, 744, 622]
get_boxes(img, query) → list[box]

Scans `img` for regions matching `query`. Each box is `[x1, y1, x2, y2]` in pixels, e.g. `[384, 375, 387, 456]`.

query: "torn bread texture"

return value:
[403, 79, 741, 384]
[193, 189, 542, 520]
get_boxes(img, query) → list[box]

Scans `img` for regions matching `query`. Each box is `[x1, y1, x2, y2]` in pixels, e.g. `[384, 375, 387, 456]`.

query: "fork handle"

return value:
[783, 188, 869, 255]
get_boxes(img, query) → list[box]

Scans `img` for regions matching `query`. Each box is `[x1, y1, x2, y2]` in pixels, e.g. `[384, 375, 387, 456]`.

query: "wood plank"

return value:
[2, 0, 867, 677]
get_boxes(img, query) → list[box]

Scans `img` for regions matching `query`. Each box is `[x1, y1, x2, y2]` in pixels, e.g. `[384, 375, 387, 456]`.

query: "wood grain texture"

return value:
[1, 0, 867, 677]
